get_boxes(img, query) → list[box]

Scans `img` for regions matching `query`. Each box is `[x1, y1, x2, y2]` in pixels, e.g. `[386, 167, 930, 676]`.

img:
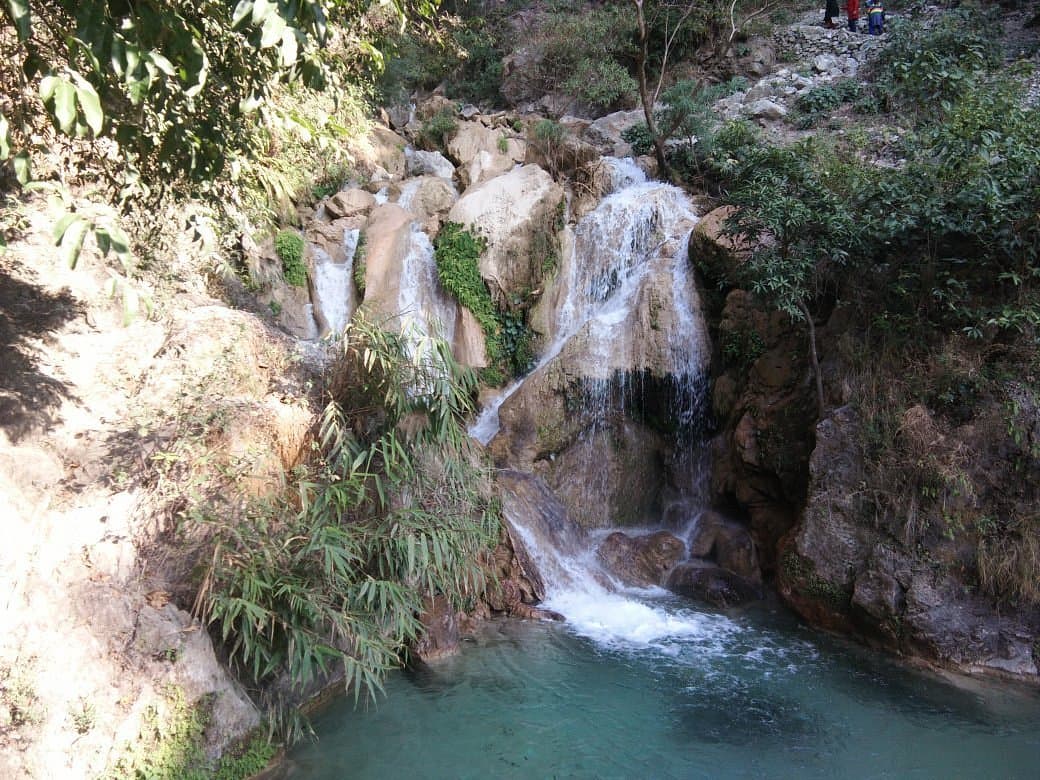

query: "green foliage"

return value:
[875, 8, 1004, 122]
[528, 6, 638, 112]
[419, 108, 458, 152]
[434, 222, 496, 337]
[534, 119, 565, 146]
[353, 231, 368, 296]
[722, 139, 862, 319]
[715, 55, 1040, 339]
[433, 222, 535, 381]
[622, 122, 654, 156]
[623, 78, 747, 180]
[720, 327, 765, 370]
[792, 79, 862, 127]
[0, 663, 43, 730]
[444, 22, 505, 105]
[196, 316, 498, 710]
[274, 230, 307, 288]
[105, 686, 275, 779]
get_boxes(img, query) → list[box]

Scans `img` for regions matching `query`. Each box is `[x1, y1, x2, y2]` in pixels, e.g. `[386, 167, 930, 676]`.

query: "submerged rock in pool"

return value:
[666, 560, 762, 608]
[596, 530, 686, 588]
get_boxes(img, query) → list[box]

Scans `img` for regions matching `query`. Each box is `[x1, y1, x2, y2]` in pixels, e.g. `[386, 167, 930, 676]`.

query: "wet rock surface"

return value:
[666, 561, 762, 608]
[596, 530, 686, 588]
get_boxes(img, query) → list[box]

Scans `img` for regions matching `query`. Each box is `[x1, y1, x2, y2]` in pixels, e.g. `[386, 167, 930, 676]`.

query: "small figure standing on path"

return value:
[846, 0, 860, 32]
[824, 0, 840, 28]
[865, 0, 885, 34]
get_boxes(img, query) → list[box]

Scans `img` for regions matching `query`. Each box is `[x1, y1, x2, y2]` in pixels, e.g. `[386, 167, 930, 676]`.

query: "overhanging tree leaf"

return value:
[4, 0, 30, 41]
[12, 150, 30, 185]
[59, 217, 90, 268]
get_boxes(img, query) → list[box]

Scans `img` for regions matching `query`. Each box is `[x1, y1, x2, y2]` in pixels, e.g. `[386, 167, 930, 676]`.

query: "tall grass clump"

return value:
[193, 315, 498, 724]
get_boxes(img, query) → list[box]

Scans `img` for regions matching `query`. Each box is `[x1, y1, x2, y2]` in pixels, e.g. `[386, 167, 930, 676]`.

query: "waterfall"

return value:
[470, 163, 709, 443]
[476, 161, 725, 646]
[312, 227, 360, 337]
[396, 225, 457, 346]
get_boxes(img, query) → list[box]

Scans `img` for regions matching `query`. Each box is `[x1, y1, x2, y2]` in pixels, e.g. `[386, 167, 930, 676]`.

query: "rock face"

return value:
[596, 530, 685, 587]
[583, 109, 644, 156]
[447, 121, 526, 188]
[780, 405, 1040, 678]
[447, 165, 564, 308]
[687, 510, 761, 584]
[358, 203, 416, 320]
[700, 287, 818, 573]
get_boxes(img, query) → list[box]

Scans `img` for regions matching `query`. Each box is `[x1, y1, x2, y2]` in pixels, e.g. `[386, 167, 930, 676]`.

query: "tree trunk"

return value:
[633, 0, 673, 181]
[798, 298, 825, 415]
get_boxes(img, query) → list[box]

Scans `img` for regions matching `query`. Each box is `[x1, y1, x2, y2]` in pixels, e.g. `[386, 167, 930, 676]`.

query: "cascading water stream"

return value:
[469, 159, 707, 444]
[473, 160, 722, 647]
[311, 227, 360, 337]
[396, 224, 457, 346]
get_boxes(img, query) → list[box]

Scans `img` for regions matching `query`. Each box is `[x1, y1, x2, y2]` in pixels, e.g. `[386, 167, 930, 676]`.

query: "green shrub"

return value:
[434, 222, 496, 339]
[419, 109, 458, 152]
[792, 79, 863, 127]
[528, 7, 638, 112]
[875, 8, 1003, 121]
[434, 223, 535, 379]
[274, 230, 307, 288]
[196, 316, 498, 713]
[105, 687, 275, 779]
[353, 232, 367, 297]
[622, 122, 654, 156]
[444, 23, 505, 105]
[533, 119, 565, 145]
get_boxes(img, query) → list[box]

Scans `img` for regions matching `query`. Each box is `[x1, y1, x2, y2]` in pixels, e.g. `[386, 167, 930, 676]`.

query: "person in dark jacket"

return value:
[846, 0, 860, 31]
[865, 0, 885, 34]
[824, 0, 841, 28]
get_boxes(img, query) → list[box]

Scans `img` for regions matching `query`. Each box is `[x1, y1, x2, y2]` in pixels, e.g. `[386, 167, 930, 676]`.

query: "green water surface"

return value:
[283, 598, 1040, 779]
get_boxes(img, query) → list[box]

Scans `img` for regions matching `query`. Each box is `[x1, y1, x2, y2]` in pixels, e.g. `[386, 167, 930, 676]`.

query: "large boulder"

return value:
[666, 560, 761, 608]
[396, 176, 458, 223]
[323, 188, 376, 221]
[451, 306, 488, 368]
[596, 530, 685, 587]
[405, 149, 456, 180]
[583, 109, 644, 156]
[354, 126, 408, 181]
[447, 122, 527, 188]
[447, 165, 564, 308]
[358, 203, 415, 319]
[689, 206, 755, 285]
[413, 595, 460, 662]
[687, 510, 761, 583]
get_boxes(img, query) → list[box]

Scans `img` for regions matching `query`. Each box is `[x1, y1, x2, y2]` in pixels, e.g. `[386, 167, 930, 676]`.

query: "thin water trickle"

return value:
[311, 227, 360, 337]
[397, 224, 457, 346]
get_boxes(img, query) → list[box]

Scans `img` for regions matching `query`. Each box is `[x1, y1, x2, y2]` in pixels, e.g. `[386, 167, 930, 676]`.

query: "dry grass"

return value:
[978, 518, 1040, 605]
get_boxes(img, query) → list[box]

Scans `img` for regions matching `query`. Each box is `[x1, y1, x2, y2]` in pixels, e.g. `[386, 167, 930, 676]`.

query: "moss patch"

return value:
[274, 230, 307, 288]
[434, 222, 534, 381]
[105, 686, 275, 780]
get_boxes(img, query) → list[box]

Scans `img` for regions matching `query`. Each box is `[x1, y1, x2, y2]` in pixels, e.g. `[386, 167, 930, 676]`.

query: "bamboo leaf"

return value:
[74, 81, 104, 135]
[52, 213, 82, 244]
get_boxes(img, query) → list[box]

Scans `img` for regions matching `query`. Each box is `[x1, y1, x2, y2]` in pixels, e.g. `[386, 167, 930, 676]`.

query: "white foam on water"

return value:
[311, 227, 361, 337]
